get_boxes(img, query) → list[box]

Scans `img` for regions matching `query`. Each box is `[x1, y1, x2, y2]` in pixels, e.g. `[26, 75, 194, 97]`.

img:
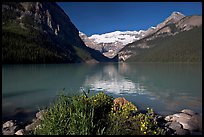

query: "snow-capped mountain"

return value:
[89, 30, 146, 45]
[80, 30, 146, 58]
[79, 11, 187, 59]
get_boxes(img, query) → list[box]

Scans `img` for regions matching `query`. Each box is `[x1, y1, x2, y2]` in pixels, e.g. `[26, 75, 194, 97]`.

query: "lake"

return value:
[2, 62, 202, 123]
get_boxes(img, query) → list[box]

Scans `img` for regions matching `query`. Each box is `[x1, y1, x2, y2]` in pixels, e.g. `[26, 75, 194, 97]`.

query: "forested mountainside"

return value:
[118, 14, 202, 62]
[2, 2, 115, 64]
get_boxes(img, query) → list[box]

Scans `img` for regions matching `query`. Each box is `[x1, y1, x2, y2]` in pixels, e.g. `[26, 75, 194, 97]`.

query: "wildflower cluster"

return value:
[33, 91, 166, 135]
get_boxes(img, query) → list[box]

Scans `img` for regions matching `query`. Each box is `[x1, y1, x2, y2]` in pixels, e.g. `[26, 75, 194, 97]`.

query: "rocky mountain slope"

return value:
[80, 12, 191, 59]
[2, 2, 114, 63]
[80, 30, 146, 58]
[118, 12, 202, 62]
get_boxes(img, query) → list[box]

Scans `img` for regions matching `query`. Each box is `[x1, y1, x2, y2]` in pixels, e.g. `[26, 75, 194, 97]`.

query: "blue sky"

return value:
[57, 2, 202, 36]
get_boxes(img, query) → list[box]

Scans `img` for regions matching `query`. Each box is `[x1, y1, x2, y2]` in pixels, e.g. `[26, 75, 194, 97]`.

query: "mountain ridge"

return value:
[80, 11, 198, 59]
[2, 2, 114, 64]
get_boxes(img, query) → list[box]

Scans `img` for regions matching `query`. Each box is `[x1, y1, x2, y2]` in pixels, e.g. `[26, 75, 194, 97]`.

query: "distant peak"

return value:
[171, 11, 185, 17]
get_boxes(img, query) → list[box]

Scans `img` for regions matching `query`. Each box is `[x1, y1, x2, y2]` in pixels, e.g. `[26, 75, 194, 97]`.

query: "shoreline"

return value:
[2, 96, 202, 135]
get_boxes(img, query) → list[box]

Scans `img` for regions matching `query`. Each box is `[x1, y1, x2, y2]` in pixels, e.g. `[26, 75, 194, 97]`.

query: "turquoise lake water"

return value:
[2, 62, 202, 122]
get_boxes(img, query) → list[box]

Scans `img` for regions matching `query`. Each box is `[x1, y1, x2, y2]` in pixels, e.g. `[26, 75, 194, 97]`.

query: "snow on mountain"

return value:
[80, 11, 187, 59]
[89, 30, 146, 45]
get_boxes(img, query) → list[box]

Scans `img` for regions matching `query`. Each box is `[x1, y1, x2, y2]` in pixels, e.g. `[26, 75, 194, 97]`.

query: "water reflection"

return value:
[83, 63, 146, 95]
[2, 62, 202, 122]
[83, 62, 202, 114]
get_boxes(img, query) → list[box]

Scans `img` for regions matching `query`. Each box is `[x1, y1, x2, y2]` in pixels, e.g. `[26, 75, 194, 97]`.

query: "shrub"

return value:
[33, 91, 166, 135]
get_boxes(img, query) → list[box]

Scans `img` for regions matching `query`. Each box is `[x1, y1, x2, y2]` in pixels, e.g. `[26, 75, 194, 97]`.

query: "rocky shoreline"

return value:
[2, 99, 202, 135]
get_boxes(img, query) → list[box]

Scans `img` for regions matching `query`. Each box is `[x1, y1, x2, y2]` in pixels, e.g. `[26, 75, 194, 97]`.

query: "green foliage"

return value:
[33, 91, 166, 135]
[124, 26, 202, 62]
[105, 104, 165, 135]
[33, 91, 113, 135]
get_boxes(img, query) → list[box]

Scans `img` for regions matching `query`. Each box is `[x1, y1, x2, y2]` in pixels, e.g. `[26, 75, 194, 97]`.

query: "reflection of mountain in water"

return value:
[82, 62, 201, 114]
[118, 62, 202, 114]
[83, 63, 146, 95]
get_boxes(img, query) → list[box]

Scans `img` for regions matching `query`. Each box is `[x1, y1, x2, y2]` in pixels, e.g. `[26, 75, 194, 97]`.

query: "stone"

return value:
[165, 122, 171, 127]
[3, 130, 15, 135]
[113, 97, 136, 111]
[175, 128, 190, 135]
[2, 120, 20, 135]
[36, 110, 46, 120]
[10, 125, 20, 132]
[15, 129, 27, 135]
[171, 116, 179, 122]
[176, 116, 191, 125]
[25, 119, 41, 131]
[173, 113, 192, 119]
[168, 122, 182, 130]
[181, 121, 198, 131]
[191, 115, 202, 131]
[181, 109, 196, 116]
[3, 120, 15, 129]
[164, 115, 173, 121]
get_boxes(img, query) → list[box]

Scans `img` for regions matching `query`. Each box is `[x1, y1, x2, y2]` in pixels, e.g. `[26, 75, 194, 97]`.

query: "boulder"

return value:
[164, 115, 173, 121]
[36, 109, 46, 120]
[25, 118, 41, 131]
[168, 121, 182, 131]
[181, 109, 197, 116]
[3, 120, 15, 128]
[113, 97, 136, 111]
[175, 128, 190, 135]
[15, 129, 27, 135]
[173, 113, 192, 119]
[2, 120, 20, 135]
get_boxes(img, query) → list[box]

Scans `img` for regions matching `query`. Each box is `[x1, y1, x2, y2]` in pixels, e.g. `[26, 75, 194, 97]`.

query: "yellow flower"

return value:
[144, 131, 146, 134]
[153, 131, 157, 134]
[126, 116, 128, 119]
[140, 127, 143, 131]
[142, 124, 145, 127]
[94, 100, 97, 102]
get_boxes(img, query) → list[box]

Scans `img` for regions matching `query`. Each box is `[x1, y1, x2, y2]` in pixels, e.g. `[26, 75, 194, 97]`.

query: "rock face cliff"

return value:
[118, 12, 202, 62]
[2, 2, 113, 63]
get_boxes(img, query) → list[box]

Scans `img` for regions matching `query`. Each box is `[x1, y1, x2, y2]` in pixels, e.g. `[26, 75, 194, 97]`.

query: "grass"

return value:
[32, 90, 166, 135]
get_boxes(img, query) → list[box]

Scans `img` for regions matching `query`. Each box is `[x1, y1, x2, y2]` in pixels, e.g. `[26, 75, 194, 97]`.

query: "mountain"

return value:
[80, 30, 146, 58]
[2, 2, 114, 63]
[118, 13, 202, 62]
[80, 12, 188, 59]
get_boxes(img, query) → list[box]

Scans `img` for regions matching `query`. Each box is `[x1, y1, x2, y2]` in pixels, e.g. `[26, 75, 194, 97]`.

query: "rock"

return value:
[173, 113, 201, 131]
[191, 114, 202, 131]
[3, 120, 15, 128]
[2, 120, 20, 135]
[25, 119, 41, 131]
[181, 109, 196, 116]
[171, 116, 179, 122]
[36, 110, 46, 120]
[165, 122, 171, 127]
[15, 129, 27, 135]
[113, 97, 136, 111]
[173, 113, 192, 119]
[168, 121, 182, 130]
[164, 115, 173, 121]
[2, 130, 15, 135]
[175, 128, 190, 135]
[176, 116, 191, 125]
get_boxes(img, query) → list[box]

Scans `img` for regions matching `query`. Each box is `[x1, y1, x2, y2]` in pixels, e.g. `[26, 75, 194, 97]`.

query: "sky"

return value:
[57, 2, 202, 36]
